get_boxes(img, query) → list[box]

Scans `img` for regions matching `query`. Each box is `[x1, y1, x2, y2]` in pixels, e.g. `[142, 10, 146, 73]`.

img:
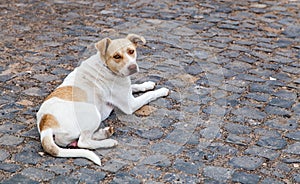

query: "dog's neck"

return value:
[80, 52, 131, 84]
[96, 52, 112, 73]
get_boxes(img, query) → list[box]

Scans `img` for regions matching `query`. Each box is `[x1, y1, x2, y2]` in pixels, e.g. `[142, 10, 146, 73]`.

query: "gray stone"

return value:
[220, 84, 245, 94]
[111, 172, 141, 184]
[257, 136, 287, 150]
[1, 174, 39, 184]
[151, 142, 182, 154]
[249, 83, 274, 93]
[0, 74, 14, 82]
[44, 164, 73, 175]
[236, 74, 265, 82]
[130, 165, 161, 179]
[32, 74, 59, 82]
[202, 166, 233, 182]
[71, 168, 106, 183]
[285, 131, 300, 141]
[232, 171, 261, 184]
[224, 61, 252, 72]
[73, 158, 90, 166]
[200, 126, 221, 140]
[193, 50, 210, 59]
[14, 146, 41, 165]
[0, 150, 9, 161]
[254, 129, 281, 137]
[282, 66, 300, 74]
[245, 93, 269, 102]
[229, 156, 264, 170]
[202, 105, 227, 117]
[281, 157, 300, 164]
[293, 173, 300, 183]
[117, 149, 142, 162]
[0, 134, 24, 146]
[23, 87, 47, 97]
[163, 172, 199, 183]
[136, 128, 163, 140]
[226, 134, 252, 146]
[265, 80, 286, 87]
[208, 143, 238, 156]
[173, 159, 202, 175]
[292, 103, 300, 114]
[224, 123, 252, 134]
[0, 122, 27, 134]
[283, 25, 300, 38]
[261, 177, 284, 184]
[272, 72, 292, 81]
[269, 98, 294, 108]
[284, 142, 300, 155]
[232, 107, 266, 120]
[273, 90, 297, 100]
[22, 167, 55, 181]
[185, 148, 206, 161]
[102, 160, 127, 173]
[265, 119, 298, 131]
[184, 63, 203, 75]
[218, 24, 239, 30]
[264, 105, 291, 116]
[172, 27, 196, 36]
[139, 154, 171, 167]
[244, 145, 280, 160]
[50, 176, 79, 184]
[208, 41, 228, 49]
[0, 163, 21, 173]
[165, 128, 193, 145]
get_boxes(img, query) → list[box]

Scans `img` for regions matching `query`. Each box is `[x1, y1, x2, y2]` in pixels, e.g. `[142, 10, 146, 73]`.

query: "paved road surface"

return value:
[0, 0, 299, 183]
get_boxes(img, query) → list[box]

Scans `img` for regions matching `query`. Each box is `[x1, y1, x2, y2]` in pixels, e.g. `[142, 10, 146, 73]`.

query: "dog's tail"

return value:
[40, 129, 101, 166]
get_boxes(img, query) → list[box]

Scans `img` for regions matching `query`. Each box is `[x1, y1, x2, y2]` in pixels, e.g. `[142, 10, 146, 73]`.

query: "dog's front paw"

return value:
[143, 81, 156, 91]
[157, 87, 170, 97]
[109, 139, 118, 147]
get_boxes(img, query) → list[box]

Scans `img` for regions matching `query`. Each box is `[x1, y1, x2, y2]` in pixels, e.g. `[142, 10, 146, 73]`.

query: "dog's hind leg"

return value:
[78, 130, 118, 149]
[92, 127, 115, 140]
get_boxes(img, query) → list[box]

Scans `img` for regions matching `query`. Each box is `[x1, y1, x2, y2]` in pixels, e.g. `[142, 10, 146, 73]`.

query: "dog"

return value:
[36, 34, 169, 166]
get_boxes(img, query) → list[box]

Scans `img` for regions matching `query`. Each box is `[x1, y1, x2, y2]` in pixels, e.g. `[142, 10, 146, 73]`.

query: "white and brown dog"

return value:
[37, 34, 169, 166]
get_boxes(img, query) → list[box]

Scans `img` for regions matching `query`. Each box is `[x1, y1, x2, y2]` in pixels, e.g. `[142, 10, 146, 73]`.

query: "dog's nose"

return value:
[128, 64, 138, 74]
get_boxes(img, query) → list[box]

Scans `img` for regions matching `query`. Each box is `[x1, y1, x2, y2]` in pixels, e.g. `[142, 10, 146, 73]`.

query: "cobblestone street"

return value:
[0, 0, 300, 183]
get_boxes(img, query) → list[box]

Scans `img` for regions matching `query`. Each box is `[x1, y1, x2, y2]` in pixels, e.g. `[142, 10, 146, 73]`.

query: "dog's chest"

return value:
[99, 102, 114, 121]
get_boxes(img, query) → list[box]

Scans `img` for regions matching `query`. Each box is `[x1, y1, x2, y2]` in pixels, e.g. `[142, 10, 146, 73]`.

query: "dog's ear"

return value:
[95, 38, 111, 56]
[126, 34, 146, 46]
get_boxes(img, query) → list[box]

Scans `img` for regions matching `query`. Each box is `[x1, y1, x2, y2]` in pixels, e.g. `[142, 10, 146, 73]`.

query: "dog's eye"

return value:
[128, 49, 134, 55]
[113, 54, 122, 59]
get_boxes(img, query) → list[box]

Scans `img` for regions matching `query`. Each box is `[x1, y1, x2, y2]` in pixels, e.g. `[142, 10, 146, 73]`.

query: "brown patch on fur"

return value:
[108, 127, 115, 135]
[105, 127, 115, 138]
[106, 54, 127, 74]
[45, 86, 87, 102]
[42, 136, 59, 156]
[39, 114, 60, 132]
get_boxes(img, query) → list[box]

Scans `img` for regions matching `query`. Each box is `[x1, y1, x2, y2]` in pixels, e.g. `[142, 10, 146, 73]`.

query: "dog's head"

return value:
[95, 34, 146, 77]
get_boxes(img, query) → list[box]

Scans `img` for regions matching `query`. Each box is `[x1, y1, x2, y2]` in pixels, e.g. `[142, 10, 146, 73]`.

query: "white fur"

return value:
[37, 50, 169, 165]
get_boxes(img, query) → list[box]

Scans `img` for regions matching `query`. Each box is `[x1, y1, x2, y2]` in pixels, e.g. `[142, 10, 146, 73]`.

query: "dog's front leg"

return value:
[131, 81, 155, 93]
[119, 87, 169, 114]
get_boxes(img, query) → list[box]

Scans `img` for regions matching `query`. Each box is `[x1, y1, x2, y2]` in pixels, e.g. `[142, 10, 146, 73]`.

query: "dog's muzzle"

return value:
[128, 64, 138, 75]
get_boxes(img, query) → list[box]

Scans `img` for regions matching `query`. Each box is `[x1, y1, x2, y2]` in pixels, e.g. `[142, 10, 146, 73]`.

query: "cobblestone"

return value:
[203, 166, 234, 182]
[1, 0, 299, 183]
[232, 171, 261, 184]
[229, 156, 264, 171]
[257, 135, 287, 150]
